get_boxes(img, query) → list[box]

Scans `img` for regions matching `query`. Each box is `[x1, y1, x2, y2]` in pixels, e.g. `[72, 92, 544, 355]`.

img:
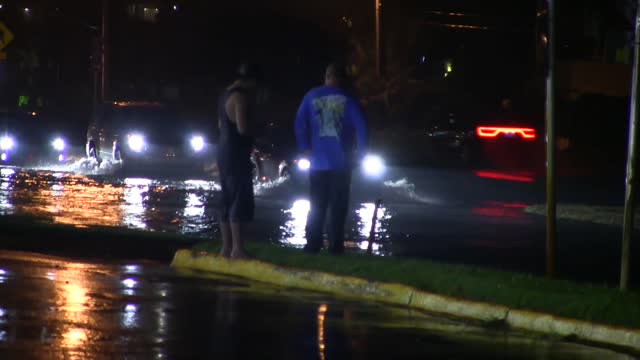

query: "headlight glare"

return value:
[190, 136, 205, 152]
[297, 158, 311, 171]
[0, 136, 14, 151]
[52, 138, 66, 152]
[362, 154, 385, 178]
[128, 134, 145, 153]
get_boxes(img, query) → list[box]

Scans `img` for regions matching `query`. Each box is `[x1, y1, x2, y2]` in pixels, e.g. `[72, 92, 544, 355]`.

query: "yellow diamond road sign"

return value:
[0, 21, 14, 51]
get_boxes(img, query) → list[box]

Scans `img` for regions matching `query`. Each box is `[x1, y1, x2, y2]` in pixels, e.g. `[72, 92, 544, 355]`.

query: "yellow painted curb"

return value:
[171, 249, 640, 351]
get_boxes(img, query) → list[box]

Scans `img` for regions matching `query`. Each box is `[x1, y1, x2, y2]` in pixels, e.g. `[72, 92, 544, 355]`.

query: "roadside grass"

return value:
[194, 241, 640, 329]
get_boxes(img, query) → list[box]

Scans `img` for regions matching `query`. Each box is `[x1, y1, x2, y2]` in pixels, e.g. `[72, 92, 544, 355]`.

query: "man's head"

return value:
[236, 63, 263, 87]
[324, 62, 349, 88]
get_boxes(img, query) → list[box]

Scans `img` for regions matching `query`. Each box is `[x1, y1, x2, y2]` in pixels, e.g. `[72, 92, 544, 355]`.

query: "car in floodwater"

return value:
[85, 102, 214, 174]
[0, 110, 75, 166]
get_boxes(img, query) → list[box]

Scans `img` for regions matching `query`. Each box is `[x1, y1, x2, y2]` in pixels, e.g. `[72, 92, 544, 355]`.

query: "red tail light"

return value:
[476, 126, 536, 140]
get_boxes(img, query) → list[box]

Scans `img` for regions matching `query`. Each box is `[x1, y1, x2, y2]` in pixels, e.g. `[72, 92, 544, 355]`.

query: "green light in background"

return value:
[18, 95, 28, 107]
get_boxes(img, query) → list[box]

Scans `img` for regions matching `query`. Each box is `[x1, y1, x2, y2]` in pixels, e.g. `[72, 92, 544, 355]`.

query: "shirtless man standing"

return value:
[217, 64, 261, 258]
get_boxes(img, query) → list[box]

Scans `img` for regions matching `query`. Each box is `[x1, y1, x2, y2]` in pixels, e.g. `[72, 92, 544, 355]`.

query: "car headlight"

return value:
[52, 138, 66, 152]
[362, 154, 385, 178]
[0, 136, 15, 151]
[297, 158, 311, 171]
[190, 135, 205, 152]
[128, 134, 145, 153]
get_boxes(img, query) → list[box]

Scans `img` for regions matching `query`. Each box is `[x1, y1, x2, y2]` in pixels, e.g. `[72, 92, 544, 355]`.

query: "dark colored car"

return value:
[85, 102, 213, 173]
[423, 101, 544, 168]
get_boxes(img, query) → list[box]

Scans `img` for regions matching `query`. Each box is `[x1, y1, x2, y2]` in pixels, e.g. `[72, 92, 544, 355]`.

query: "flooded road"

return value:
[0, 165, 539, 251]
[0, 251, 634, 359]
[1, 164, 637, 286]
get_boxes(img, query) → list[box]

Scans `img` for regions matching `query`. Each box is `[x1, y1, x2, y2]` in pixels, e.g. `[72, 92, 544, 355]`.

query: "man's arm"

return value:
[233, 93, 251, 135]
[348, 97, 369, 157]
[294, 94, 311, 153]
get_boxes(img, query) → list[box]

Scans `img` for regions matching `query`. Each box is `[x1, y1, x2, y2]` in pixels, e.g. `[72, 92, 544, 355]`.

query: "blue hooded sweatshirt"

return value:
[294, 86, 368, 171]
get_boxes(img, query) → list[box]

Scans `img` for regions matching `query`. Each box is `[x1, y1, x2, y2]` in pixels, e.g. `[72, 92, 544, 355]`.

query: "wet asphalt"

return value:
[0, 251, 635, 360]
[0, 161, 637, 287]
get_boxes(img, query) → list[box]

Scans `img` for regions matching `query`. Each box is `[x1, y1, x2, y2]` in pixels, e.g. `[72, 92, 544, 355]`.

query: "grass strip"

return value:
[193, 241, 640, 330]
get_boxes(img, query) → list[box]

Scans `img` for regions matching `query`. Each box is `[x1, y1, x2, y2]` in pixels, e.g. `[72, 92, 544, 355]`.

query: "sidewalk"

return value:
[525, 204, 640, 229]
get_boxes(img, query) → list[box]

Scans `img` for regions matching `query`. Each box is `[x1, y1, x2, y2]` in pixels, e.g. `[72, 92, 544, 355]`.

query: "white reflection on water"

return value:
[122, 304, 138, 329]
[355, 203, 391, 240]
[0, 167, 14, 213]
[280, 199, 310, 246]
[122, 178, 152, 230]
[353, 203, 391, 256]
[184, 193, 204, 218]
[0, 168, 15, 176]
[0, 180, 12, 212]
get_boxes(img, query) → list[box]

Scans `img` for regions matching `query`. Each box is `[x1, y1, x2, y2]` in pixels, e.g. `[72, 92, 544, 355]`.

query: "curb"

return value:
[171, 249, 640, 352]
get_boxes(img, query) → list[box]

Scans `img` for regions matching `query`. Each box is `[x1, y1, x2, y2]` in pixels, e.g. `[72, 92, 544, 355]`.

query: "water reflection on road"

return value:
[0, 168, 400, 254]
[0, 167, 545, 257]
[0, 251, 633, 360]
[0, 168, 220, 236]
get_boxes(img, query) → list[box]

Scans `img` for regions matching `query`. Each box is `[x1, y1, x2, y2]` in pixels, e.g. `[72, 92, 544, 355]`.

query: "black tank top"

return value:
[217, 88, 255, 175]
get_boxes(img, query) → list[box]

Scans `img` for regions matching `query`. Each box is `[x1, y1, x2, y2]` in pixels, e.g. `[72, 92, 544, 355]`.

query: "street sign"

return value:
[0, 21, 14, 51]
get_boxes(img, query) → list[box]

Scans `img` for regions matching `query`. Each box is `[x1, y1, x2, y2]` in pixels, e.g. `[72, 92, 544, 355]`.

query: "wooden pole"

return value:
[545, 0, 557, 279]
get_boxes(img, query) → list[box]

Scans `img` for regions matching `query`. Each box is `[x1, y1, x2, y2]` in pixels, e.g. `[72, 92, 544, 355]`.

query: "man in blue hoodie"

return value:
[295, 63, 368, 254]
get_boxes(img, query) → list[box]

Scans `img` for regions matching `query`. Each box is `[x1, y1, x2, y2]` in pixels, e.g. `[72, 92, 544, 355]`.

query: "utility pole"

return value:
[620, 0, 640, 291]
[375, 0, 381, 77]
[101, 0, 109, 102]
[545, 0, 557, 279]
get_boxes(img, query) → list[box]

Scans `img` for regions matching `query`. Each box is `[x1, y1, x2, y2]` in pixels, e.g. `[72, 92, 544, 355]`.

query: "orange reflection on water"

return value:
[317, 303, 328, 360]
[11, 173, 125, 228]
[55, 263, 92, 352]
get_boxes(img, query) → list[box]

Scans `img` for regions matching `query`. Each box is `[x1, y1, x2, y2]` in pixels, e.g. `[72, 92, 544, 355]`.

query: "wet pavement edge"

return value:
[170, 249, 640, 353]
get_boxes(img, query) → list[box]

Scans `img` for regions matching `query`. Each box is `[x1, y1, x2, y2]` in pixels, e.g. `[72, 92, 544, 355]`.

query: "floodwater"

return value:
[2, 163, 634, 285]
[0, 251, 634, 359]
[0, 165, 400, 255]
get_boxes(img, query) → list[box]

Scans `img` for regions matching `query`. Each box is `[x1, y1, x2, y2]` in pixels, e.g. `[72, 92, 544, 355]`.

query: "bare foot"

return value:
[230, 249, 251, 259]
[220, 247, 231, 258]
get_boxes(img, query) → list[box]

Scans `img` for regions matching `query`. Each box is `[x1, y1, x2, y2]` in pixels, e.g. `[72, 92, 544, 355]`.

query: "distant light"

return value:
[128, 134, 145, 153]
[58, 154, 65, 162]
[190, 136, 205, 152]
[124, 265, 140, 274]
[122, 278, 137, 288]
[362, 154, 386, 178]
[172, 5, 178, 11]
[419, 55, 427, 64]
[30, 112, 37, 116]
[52, 138, 66, 151]
[24, 7, 30, 13]
[0, 136, 14, 151]
[0, 4, 4, 10]
[446, 61, 453, 73]
[0, 153, 6, 162]
[297, 158, 310, 171]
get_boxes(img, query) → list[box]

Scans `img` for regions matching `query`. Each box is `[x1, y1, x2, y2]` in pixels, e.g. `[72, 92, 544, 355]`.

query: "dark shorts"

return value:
[219, 170, 254, 223]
